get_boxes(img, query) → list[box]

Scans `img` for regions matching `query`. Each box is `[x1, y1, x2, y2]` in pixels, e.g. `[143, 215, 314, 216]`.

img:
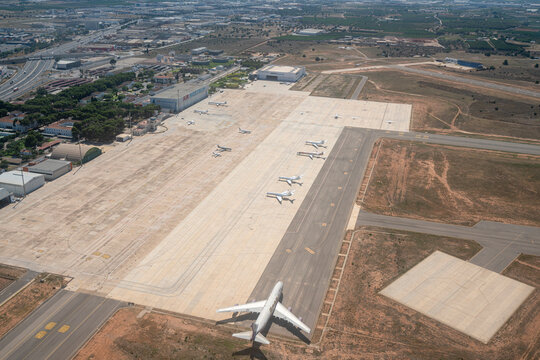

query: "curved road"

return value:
[0, 59, 54, 101]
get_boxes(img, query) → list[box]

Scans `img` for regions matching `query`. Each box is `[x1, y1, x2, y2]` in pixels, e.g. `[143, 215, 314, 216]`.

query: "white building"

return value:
[256, 65, 306, 82]
[0, 171, 45, 196]
[150, 83, 209, 113]
[297, 28, 324, 36]
[43, 119, 77, 138]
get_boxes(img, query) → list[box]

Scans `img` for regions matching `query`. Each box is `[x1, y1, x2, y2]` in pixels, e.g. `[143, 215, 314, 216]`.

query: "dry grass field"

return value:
[362, 140, 540, 226]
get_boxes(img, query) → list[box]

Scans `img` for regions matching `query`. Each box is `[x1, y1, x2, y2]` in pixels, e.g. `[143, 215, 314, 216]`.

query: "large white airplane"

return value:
[238, 127, 251, 134]
[217, 281, 310, 345]
[209, 101, 227, 106]
[278, 175, 302, 186]
[216, 144, 232, 152]
[297, 151, 325, 160]
[305, 140, 327, 149]
[194, 109, 209, 115]
[266, 189, 294, 204]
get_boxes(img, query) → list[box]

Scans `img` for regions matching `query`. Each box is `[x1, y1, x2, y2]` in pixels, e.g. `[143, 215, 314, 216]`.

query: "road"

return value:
[0, 270, 38, 307]
[0, 59, 54, 101]
[355, 211, 539, 273]
[350, 75, 368, 99]
[0, 290, 123, 360]
[249, 127, 539, 340]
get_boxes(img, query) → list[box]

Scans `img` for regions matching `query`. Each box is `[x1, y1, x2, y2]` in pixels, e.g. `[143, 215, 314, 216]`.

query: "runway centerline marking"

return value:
[35, 331, 47, 339]
[44, 322, 56, 330]
[305, 247, 315, 255]
[58, 325, 70, 333]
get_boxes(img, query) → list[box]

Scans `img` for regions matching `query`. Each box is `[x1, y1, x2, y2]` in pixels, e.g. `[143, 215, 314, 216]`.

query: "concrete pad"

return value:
[380, 251, 534, 343]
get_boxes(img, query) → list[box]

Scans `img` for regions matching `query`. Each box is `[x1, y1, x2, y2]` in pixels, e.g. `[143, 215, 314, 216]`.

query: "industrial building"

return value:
[296, 28, 324, 36]
[256, 65, 306, 82]
[56, 59, 81, 70]
[0, 171, 45, 196]
[150, 82, 208, 113]
[191, 47, 207, 55]
[51, 143, 102, 163]
[0, 187, 13, 207]
[25, 159, 72, 181]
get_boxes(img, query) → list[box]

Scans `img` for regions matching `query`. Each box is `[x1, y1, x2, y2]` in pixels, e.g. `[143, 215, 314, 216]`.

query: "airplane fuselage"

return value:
[252, 281, 282, 340]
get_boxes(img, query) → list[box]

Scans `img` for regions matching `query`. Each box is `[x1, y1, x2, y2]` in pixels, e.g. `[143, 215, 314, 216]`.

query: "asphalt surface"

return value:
[0, 270, 38, 306]
[0, 59, 54, 101]
[356, 211, 539, 273]
[249, 127, 379, 338]
[392, 65, 540, 99]
[0, 290, 124, 360]
[350, 75, 368, 99]
[247, 127, 539, 340]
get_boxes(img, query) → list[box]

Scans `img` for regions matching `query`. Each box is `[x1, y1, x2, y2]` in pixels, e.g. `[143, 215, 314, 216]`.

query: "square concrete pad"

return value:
[380, 251, 534, 343]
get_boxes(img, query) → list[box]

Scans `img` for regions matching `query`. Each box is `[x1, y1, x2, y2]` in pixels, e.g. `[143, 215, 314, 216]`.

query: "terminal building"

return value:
[25, 159, 72, 181]
[256, 65, 306, 82]
[150, 82, 209, 113]
[0, 171, 45, 196]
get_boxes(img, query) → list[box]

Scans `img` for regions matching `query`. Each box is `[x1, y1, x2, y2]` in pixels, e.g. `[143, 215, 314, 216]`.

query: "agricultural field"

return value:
[362, 140, 540, 226]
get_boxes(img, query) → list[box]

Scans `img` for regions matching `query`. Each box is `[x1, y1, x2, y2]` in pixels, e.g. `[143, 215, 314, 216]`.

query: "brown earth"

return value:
[0, 273, 65, 338]
[361, 140, 540, 226]
[291, 73, 361, 98]
[358, 70, 540, 141]
[0, 264, 26, 292]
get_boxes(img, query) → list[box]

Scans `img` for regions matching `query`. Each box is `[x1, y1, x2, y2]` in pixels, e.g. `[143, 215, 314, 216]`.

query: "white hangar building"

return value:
[256, 65, 306, 82]
[150, 83, 209, 113]
[0, 171, 45, 196]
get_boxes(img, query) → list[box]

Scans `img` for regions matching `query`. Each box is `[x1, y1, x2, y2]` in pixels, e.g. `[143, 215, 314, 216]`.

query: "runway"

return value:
[0, 290, 123, 360]
[0, 270, 38, 306]
[249, 127, 379, 336]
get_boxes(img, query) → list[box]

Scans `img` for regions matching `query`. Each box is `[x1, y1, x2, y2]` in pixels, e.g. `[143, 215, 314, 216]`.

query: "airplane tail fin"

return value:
[232, 331, 270, 345]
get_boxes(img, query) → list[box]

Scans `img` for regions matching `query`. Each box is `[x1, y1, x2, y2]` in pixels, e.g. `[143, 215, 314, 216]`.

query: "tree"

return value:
[110, 58, 117, 67]
[535, 63, 539, 68]
[503, 59, 508, 65]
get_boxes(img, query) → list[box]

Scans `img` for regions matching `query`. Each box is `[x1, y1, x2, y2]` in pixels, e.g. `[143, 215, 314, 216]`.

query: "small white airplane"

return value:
[194, 109, 209, 115]
[278, 175, 303, 186]
[217, 281, 310, 345]
[305, 140, 327, 149]
[297, 151, 325, 160]
[187, 120, 195, 125]
[266, 189, 295, 204]
[238, 127, 251, 134]
[216, 144, 232, 152]
[212, 151, 222, 157]
[334, 114, 342, 119]
[209, 101, 227, 106]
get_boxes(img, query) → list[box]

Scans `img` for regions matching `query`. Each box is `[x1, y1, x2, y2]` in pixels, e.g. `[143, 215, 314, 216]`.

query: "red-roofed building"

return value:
[38, 139, 62, 152]
[43, 119, 78, 138]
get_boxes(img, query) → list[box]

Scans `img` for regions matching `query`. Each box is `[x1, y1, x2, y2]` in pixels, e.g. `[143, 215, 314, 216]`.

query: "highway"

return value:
[0, 290, 123, 360]
[0, 59, 54, 101]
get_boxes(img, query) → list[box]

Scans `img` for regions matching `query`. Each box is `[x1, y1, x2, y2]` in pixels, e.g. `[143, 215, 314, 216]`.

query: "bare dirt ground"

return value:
[291, 73, 361, 98]
[362, 140, 540, 227]
[358, 70, 540, 140]
[76, 228, 538, 359]
[0, 264, 25, 292]
[0, 273, 65, 338]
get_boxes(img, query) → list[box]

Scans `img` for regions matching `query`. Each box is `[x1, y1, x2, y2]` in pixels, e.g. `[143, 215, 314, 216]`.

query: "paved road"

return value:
[247, 127, 539, 340]
[0, 59, 54, 101]
[0, 270, 38, 306]
[392, 65, 540, 99]
[249, 127, 379, 339]
[0, 290, 123, 360]
[356, 211, 539, 273]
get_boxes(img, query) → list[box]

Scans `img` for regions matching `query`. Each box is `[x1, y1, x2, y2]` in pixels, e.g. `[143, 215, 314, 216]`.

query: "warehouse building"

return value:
[56, 59, 81, 70]
[0, 171, 45, 196]
[25, 159, 72, 181]
[0, 188, 13, 207]
[150, 82, 209, 113]
[256, 65, 306, 82]
[51, 143, 102, 163]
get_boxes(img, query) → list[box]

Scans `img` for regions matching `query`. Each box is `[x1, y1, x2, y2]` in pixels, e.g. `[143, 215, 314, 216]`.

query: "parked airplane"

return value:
[297, 151, 325, 160]
[305, 140, 327, 149]
[209, 101, 227, 106]
[217, 281, 310, 345]
[216, 145, 232, 152]
[187, 120, 195, 125]
[334, 114, 342, 119]
[194, 109, 209, 115]
[212, 151, 222, 157]
[238, 127, 252, 134]
[266, 189, 295, 204]
[278, 175, 302, 186]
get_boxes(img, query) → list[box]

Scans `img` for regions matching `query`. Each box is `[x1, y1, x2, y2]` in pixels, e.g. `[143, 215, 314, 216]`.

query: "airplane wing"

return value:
[286, 179, 292, 186]
[276, 195, 282, 204]
[308, 155, 313, 160]
[274, 303, 311, 334]
[217, 300, 266, 314]
[312, 144, 319, 149]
